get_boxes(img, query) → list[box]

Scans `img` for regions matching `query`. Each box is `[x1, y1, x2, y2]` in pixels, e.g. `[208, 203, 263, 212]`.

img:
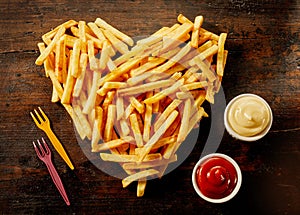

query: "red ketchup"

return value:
[196, 156, 238, 199]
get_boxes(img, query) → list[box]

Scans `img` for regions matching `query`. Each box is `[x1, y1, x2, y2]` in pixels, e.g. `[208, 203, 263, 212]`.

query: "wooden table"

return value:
[0, 0, 299, 214]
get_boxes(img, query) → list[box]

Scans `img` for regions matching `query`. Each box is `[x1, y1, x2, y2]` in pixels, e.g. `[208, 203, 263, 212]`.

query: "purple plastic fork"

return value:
[33, 138, 70, 206]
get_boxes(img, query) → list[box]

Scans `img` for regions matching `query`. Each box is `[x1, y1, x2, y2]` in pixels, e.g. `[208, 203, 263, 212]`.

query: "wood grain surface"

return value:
[0, 0, 299, 214]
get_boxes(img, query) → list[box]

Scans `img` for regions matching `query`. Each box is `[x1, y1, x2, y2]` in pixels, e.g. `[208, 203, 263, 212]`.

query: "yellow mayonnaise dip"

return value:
[227, 96, 271, 137]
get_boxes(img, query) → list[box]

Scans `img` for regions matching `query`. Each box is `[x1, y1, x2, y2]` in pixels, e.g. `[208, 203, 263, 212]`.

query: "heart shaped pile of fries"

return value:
[35, 14, 228, 197]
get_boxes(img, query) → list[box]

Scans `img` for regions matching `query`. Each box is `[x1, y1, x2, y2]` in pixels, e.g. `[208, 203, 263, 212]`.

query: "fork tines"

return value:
[30, 107, 48, 126]
[33, 138, 49, 158]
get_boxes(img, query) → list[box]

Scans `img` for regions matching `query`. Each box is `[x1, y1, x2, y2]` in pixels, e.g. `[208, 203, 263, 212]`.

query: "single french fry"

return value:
[88, 22, 106, 41]
[54, 39, 63, 83]
[36, 26, 66, 65]
[119, 118, 131, 137]
[73, 53, 88, 97]
[61, 50, 76, 104]
[87, 40, 98, 71]
[143, 79, 184, 104]
[37, 43, 53, 78]
[116, 96, 125, 120]
[91, 106, 103, 148]
[137, 179, 147, 197]
[154, 99, 182, 131]
[88, 107, 96, 130]
[92, 136, 134, 152]
[177, 98, 192, 143]
[83, 68, 93, 96]
[180, 81, 208, 92]
[37, 43, 64, 99]
[107, 58, 117, 72]
[100, 153, 137, 162]
[191, 15, 203, 48]
[42, 20, 77, 41]
[143, 91, 153, 142]
[205, 82, 215, 104]
[71, 108, 87, 140]
[197, 40, 214, 53]
[83, 70, 101, 114]
[123, 155, 177, 171]
[223, 50, 228, 68]
[122, 169, 159, 188]
[151, 88, 162, 113]
[118, 79, 174, 96]
[51, 85, 59, 103]
[70, 39, 81, 78]
[177, 14, 193, 24]
[99, 40, 111, 70]
[60, 37, 68, 85]
[124, 103, 135, 119]
[129, 114, 144, 148]
[95, 17, 134, 46]
[78, 21, 87, 53]
[104, 104, 116, 142]
[217, 33, 227, 76]
[126, 71, 167, 86]
[200, 28, 219, 42]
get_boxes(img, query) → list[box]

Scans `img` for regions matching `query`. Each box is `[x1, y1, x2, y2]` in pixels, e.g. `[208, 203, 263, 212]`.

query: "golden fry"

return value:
[92, 136, 134, 152]
[122, 169, 159, 188]
[143, 79, 184, 104]
[154, 99, 182, 131]
[129, 114, 144, 148]
[73, 53, 88, 97]
[217, 33, 227, 76]
[191, 15, 203, 48]
[36, 26, 66, 65]
[104, 104, 116, 142]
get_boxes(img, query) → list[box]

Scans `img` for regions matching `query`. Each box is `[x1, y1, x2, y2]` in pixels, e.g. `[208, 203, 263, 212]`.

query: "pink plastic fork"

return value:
[33, 138, 70, 206]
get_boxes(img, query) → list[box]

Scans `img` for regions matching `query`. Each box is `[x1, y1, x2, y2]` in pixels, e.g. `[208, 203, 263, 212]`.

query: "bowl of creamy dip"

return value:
[224, 93, 273, 141]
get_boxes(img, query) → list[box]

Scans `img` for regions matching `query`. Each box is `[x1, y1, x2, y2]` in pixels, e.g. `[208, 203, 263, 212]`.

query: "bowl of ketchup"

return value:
[192, 153, 242, 203]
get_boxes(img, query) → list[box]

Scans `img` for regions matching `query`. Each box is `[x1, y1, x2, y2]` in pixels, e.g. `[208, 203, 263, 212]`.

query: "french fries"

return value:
[35, 14, 228, 197]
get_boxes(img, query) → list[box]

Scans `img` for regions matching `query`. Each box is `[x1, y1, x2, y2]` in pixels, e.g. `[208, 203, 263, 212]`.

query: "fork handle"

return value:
[44, 127, 74, 170]
[45, 162, 71, 206]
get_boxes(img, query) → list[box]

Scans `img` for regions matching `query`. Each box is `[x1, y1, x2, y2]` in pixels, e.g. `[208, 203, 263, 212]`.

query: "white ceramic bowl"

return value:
[224, 93, 273, 142]
[192, 153, 242, 203]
